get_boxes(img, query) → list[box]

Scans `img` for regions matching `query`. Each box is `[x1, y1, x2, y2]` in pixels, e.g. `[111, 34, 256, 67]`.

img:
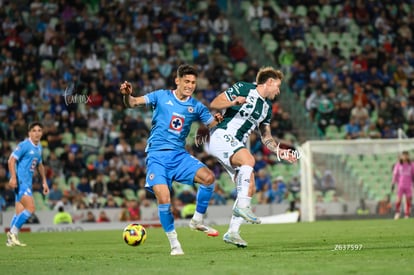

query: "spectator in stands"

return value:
[351, 100, 369, 124]
[321, 170, 335, 194]
[119, 199, 141, 222]
[177, 186, 197, 205]
[53, 193, 73, 213]
[107, 170, 124, 198]
[104, 194, 119, 208]
[376, 194, 392, 216]
[345, 116, 362, 139]
[316, 98, 335, 135]
[228, 37, 248, 62]
[288, 176, 301, 200]
[265, 177, 286, 204]
[97, 210, 111, 223]
[255, 168, 272, 193]
[77, 175, 92, 195]
[246, 0, 263, 22]
[356, 198, 370, 215]
[48, 182, 63, 209]
[53, 206, 73, 224]
[82, 211, 96, 223]
[211, 185, 227, 205]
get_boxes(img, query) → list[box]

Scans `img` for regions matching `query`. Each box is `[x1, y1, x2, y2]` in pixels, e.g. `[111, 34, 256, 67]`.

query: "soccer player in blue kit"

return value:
[120, 65, 222, 255]
[7, 122, 49, 246]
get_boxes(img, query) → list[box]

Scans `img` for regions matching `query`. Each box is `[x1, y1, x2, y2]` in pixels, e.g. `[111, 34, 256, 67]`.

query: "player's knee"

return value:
[27, 205, 36, 213]
[242, 155, 255, 167]
[204, 172, 215, 185]
[156, 195, 171, 205]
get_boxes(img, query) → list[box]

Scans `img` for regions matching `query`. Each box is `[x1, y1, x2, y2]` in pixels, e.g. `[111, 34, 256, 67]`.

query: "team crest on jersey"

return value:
[188, 107, 194, 113]
[169, 115, 184, 131]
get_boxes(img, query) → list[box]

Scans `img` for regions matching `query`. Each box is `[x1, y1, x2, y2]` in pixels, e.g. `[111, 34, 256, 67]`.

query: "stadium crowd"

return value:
[0, 0, 298, 220]
[2, 0, 412, 219]
[247, 0, 414, 139]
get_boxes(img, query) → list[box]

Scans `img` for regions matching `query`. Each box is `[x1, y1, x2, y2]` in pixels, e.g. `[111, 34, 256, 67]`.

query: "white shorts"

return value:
[206, 128, 245, 181]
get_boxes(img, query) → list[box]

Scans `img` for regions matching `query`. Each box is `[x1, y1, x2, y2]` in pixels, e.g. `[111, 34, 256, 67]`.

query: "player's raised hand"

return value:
[42, 181, 49, 195]
[120, 81, 132, 95]
[214, 113, 223, 123]
[9, 176, 17, 189]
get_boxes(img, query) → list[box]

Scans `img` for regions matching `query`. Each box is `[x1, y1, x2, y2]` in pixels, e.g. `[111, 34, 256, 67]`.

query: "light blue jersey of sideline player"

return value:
[11, 139, 42, 199]
[144, 89, 214, 152]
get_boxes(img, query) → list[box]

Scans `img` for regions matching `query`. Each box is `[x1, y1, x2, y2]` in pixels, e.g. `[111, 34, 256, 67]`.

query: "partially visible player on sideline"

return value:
[207, 66, 297, 247]
[120, 64, 222, 256]
[7, 122, 49, 246]
[391, 151, 413, 219]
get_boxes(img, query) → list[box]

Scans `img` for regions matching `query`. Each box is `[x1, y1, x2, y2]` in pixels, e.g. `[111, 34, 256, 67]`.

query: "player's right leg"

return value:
[153, 185, 184, 256]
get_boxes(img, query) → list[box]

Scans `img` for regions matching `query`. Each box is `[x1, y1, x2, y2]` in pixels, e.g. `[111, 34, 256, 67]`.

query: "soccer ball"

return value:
[123, 223, 147, 246]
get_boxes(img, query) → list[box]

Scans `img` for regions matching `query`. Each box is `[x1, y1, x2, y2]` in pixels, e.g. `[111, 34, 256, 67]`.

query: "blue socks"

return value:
[196, 184, 214, 214]
[15, 210, 32, 230]
[10, 214, 17, 228]
[10, 210, 32, 234]
[158, 204, 175, 233]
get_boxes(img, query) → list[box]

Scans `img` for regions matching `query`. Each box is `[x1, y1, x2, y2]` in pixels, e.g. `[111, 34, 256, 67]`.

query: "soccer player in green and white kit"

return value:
[207, 67, 297, 247]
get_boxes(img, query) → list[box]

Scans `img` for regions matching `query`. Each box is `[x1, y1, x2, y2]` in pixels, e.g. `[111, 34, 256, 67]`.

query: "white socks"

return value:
[192, 211, 204, 223]
[236, 165, 254, 208]
[166, 230, 180, 248]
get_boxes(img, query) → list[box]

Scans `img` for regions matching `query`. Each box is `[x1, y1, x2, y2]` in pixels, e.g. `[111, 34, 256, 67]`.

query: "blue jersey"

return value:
[144, 89, 214, 152]
[11, 138, 43, 186]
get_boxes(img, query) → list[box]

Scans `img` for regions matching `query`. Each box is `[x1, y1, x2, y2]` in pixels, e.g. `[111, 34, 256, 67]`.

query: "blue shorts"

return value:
[15, 179, 33, 202]
[145, 150, 205, 192]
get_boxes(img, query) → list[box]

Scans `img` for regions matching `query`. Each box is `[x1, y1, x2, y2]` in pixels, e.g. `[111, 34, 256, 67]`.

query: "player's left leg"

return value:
[8, 195, 34, 246]
[174, 152, 218, 237]
[190, 167, 219, 236]
[404, 196, 412, 218]
[404, 188, 412, 218]
[223, 202, 247, 248]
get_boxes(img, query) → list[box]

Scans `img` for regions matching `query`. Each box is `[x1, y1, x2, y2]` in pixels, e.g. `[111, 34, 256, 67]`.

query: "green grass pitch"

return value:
[1, 219, 413, 275]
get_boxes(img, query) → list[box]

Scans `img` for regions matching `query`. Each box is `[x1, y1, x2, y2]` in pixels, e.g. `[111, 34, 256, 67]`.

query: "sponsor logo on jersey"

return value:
[149, 174, 155, 180]
[188, 107, 194, 113]
[166, 100, 174, 106]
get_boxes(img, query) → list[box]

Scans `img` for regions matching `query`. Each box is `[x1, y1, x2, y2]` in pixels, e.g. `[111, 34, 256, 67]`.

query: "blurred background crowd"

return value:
[1, 0, 413, 221]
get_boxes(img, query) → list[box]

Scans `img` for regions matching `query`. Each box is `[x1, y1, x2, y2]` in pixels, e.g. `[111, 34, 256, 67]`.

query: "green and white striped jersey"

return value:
[216, 81, 272, 144]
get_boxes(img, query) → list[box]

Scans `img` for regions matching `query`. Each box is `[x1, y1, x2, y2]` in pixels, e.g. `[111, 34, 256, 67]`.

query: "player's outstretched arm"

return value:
[207, 113, 223, 128]
[120, 81, 146, 108]
[210, 92, 246, 110]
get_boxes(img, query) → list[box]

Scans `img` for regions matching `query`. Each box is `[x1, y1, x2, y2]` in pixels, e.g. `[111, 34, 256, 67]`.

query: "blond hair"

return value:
[256, 67, 284, 85]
